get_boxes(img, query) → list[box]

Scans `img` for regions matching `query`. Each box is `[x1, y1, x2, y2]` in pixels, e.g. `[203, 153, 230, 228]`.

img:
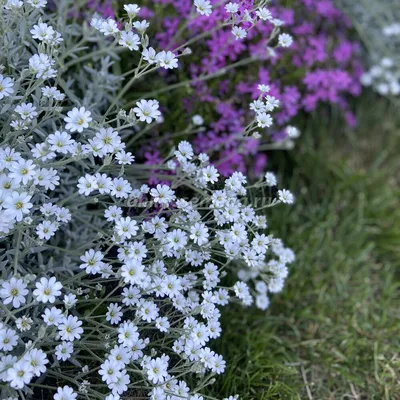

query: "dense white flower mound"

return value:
[0, 1, 295, 399]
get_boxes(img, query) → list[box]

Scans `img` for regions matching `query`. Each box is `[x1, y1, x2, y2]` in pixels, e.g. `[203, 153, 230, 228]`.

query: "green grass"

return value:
[212, 94, 400, 399]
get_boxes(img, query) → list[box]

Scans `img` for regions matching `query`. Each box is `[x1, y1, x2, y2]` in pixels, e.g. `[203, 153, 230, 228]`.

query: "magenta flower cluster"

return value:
[90, 0, 363, 178]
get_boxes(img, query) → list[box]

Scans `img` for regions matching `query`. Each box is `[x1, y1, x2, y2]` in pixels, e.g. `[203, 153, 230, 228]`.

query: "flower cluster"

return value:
[361, 57, 400, 96]
[0, 1, 294, 399]
[92, 0, 363, 177]
[336, 0, 400, 97]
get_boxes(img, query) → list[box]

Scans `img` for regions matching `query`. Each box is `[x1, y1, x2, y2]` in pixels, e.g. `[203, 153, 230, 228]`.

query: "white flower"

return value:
[258, 84, 270, 93]
[64, 107, 92, 133]
[99, 19, 119, 36]
[9, 158, 36, 184]
[156, 50, 178, 69]
[99, 359, 121, 385]
[115, 150, 135, 164]
[0, 327, 19, 351]
[194, 0, 212, 16]
[232, 26, 247, 40]
[41, 86, 65, 101]
[0, 74, 14, 99]
[80, 249, 104, 274]
[106, 303, 123, 324]
[5, 0, 23, 9]
[48, 130, 74, 154]
[202, 165, 219, 183]
[146, 357, 169, 384]
[133, 99, 161, 123]
[90, 16, 104, 30]
[23, 348, 48, 377]
[286, 125, 300, 138]
[117, 321, 139, 346]
[104, 205, 123, 222]
[3, 191, 33, 222]
[256, 294, 270, 310]
[0, 277, 28, 308]
[256, 7, 272, 21]
[58, 315, 84, 341]
[121, 261, 145, 285]
[55, 341, 74, 361]
[30, 22, 55, 41]
[265, 172, 277, 186]
[115, 216, 139, 240]
[225, 2, 239, 13]
[256, 112, 273, 128]
[15, 103, 38, 120]
[54, 386, 77, 400]
[278, 189, 295, 204]
[166, 229, 188, 250]
[190, 222, 209, 245]
[150, 184, 176, 205]
[33, 277, 63, 303]
[15, 316, 33, 331]
[124, 4, 141, 18]
[6, 360, 33, 389]
[29, 53, 56, 79]
[111, 177, 132, 198]
[34, 168, 60, 190]
[133, 20, 150, 34]
[278, 33, 293, 47]
[265, 95, 280, 111]
[192, 114, 204, 125]
[119, 31, 140, 51]
[142, 47, 157, 65]
[26, 0, 47, 8]
[155, 317, 170, 333]
[63, 293, 77, 308]
[42, 307, 63, 326]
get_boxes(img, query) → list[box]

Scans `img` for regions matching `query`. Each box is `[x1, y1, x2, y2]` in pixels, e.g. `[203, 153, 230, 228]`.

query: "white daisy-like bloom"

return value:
[26, 0, 47, 7]
[286, 125, 300, 138]
[15, 316, 33, 331]
[30, 22, 55, 41]
[278, 189, 295, 204]
[15, 102, 38, 120]
[225, 2, 239, 13]
[278, 33, 293, 47]
[124, 4, 141, 19]
[192, 114, 204, 125]
[232, 26, 247, 40]
[142, 47, 157, 64]
[133, 20, 150, 34]
[41, 86, 65, 101]
[58, 315, 84, 341]
[33, 277, 63, 303]
[0, 74, 14, 99]
[53, 385, 77, 400]
[6, 360, 33, 389]
[99, 19, 119, 36]
[0, 277, 29, 308]
[119, 31, 140, 51]
[256, 112, 273, 128]
[256, 7, 273, 21]
[194, 0, 212, 16]
[64, 107, 92, 132]
[265, 172, 278, 187]
[4, 0, 23, 9]
[150, 184, 176, 205]
[133, 99, 161, 123]
[3, 191, 33, 222]
[156, 50, 178, 69]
